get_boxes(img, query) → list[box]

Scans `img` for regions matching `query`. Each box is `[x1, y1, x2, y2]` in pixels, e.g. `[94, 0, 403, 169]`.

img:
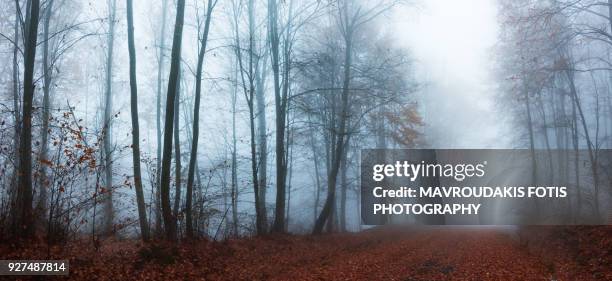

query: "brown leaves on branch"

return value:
[385, 103, 423, 147]
[40, 159, 54, 167]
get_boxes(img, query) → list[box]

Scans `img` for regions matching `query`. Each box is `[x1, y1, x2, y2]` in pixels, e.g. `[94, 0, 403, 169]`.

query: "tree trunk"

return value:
[535, 92, 554, 182]
[233, 0, 264, 235]
[566, 69, 601, 221]
[339, 146, 348, 232]
[255, 52, 268, 233]
[126, 0, 150, 241]
[186, 0, 214, 238]
[15, 0, 41, 238]
[173, 71, 182, 227]
[252, 0, 268, 234]
[160, 0, 186, 241]
[231, 72, 239, 236]
[309, 122, 322, 225]
[571, 86, 581, 220]
[101, 0, 117, 236]
[313, 25, 353, 235]
[248, 96, 262, 234]
[521, 70, 539, 222]
[285, 128, 294, 232]
[11, 5, 21, 210]
[247, 0, 265, 235]
[269, 0, 287, 233]
[155, 0, 168, 237]
[37, 0, 54, 214]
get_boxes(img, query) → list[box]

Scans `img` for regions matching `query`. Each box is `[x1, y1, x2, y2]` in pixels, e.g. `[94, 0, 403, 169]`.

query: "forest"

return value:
[0, 0, 610, 280]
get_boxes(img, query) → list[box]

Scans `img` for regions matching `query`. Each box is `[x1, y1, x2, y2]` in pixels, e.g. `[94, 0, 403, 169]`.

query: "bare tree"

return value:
[160, 0, 186, 240]
[314, 0, 395, 234]
[14, 0, 42, 238]
[255, 50, 269, 232]
[10, 2, 21, 213]
[126, 0, 150, 241]
[186, 0, 216, 239]
[100, 0, 117, 236]
[155, 0, 169, 236]
[268, 0, 287, 233]
[233, 0, 265, 234]
[36, 0, 55, 214]
[231, 57, 239, 236]
[497, 0, 610, 222]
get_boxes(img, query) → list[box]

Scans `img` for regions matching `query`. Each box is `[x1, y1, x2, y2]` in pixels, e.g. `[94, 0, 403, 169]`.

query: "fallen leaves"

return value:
[0, 226, 609, 280]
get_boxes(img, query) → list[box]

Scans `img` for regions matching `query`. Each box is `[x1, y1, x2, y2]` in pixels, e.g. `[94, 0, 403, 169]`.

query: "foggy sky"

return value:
[391, 0, 510, 148]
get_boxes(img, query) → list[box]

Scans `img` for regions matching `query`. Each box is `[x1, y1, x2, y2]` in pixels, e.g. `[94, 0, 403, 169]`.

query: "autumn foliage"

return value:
[0, 226, 609, 280]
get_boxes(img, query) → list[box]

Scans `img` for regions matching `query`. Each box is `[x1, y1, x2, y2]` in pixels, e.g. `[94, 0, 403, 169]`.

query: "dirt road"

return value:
[196, 227, 602, 280]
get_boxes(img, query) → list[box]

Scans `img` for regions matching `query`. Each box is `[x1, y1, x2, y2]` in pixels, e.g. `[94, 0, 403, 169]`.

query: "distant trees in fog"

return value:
[496, 0, 612, 223]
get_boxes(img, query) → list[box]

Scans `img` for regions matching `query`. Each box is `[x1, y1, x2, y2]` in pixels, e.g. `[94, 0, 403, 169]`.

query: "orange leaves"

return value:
[384, 103, 423, 147]
[40, 158, 54, 167]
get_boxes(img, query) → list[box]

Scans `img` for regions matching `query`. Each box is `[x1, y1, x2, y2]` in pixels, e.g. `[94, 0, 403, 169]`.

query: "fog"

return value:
[392, 0, 509, 148]
[1, 0, 610, 241]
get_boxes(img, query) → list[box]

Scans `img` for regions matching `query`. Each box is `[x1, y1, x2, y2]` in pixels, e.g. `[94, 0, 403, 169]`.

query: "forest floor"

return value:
[0, 226, 610, 280]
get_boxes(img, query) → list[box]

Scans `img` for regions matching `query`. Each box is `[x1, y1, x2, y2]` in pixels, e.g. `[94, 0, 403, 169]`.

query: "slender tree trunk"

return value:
[571, 88, 581, 220]
[186, 0, 214, 238]
[376, 104, 389, 224]
[536, 92, 554, 182]
[251, 0, 269, 234]
[160, 0, 186, 241]
[309, 124, 322, 224]
[314, 25, 353, 235]
[155, 0, 168, 237]
[269, 0, 287, 233]
[279, 9, 294, 231]
[339, 146, 348, 232]
[248, 97, 262, 234]
[12, 6, 19, 129]
[247, 0, 264, 235]
[234, 0, 264, 234]
[37, 0, 54, 214]
[255, 53, 268, 232]
[101, 0, 117, 235]
[523, 81, 539, 221]
[231, 73, 238, 236]
[15, 0, 41, 238]
[566, 69, 601, 221]
[126, 0, 150, 241]
[285, 128, 294, 232]
[221, 153, 229, 237]
[173, 71, 182, 226]
[11, 5, 21, 208]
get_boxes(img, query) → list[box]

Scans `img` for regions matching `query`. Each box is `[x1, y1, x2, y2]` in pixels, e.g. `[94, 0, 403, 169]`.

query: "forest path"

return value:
[18, 226, 606, 280]
[203, 227, 569, 280]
